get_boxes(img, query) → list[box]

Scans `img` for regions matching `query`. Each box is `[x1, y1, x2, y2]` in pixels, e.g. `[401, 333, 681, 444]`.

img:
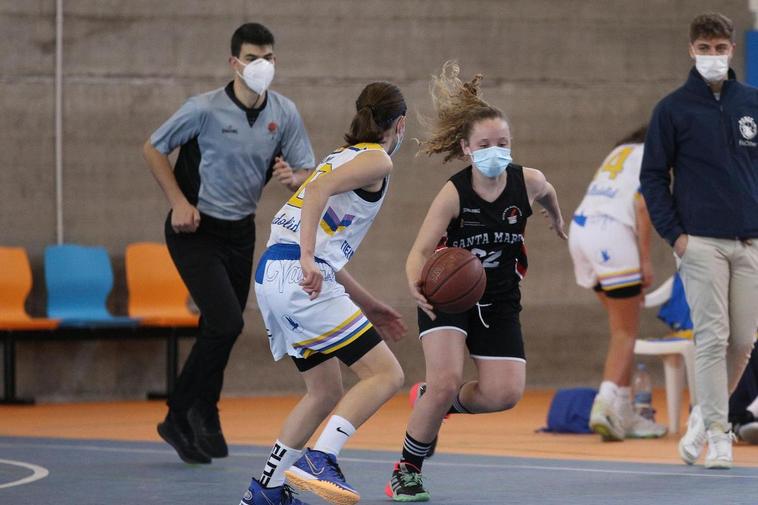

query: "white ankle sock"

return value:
[598, 381, 619, 402]
[747, 397, 758, 418]
[260, 440, 301, 488]
[313, 415, 356, 457]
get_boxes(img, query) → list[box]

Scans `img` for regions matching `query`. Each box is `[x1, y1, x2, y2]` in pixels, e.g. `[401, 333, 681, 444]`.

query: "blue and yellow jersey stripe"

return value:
[292, 309, 373, 358]
[598, 267, 642, 290]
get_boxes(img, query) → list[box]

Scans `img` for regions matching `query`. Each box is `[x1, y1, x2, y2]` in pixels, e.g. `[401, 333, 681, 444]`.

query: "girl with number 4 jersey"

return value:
[569, 126, 668, 443]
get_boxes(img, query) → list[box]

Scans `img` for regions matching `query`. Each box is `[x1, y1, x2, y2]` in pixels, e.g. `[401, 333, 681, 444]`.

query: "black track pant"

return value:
[164, 211, 255, 413]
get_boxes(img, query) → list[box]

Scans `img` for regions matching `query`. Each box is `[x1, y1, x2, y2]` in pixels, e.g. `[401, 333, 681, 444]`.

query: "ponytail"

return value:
[344, 105, 386, 145]
[344, 82, 406, 145]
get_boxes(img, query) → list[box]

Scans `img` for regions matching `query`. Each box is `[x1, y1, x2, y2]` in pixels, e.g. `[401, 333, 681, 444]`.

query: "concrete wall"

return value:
[1, 0, 750, 401]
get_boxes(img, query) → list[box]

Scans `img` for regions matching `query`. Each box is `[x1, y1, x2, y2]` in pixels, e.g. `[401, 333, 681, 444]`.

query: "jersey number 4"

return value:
[598, 146, 633, 180]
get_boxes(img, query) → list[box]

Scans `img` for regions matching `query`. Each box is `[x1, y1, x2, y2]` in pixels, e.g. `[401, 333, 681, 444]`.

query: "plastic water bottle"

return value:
[632, 363, 654, 420]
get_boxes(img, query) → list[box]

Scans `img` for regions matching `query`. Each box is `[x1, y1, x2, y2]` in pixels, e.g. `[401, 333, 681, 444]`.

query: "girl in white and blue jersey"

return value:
[569, 125, 667, 443]
[240, 82, 408, 505]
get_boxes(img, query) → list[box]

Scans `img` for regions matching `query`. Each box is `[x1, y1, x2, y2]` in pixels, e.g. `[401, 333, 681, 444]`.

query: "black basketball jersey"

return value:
[445, 164, 532, 302]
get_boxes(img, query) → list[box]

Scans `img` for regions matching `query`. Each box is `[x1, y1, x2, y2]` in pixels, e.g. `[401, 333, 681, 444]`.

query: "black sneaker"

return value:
[188, 404, 228, 458]
[157, 410, 211, 464]
[385, 462, 430, 502]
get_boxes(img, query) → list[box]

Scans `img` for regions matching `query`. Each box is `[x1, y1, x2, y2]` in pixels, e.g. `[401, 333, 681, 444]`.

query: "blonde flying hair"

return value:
[418, 61, 505, 163]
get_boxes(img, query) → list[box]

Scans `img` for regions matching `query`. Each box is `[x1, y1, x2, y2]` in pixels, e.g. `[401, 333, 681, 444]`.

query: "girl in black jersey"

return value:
[386, 62, 566, 502]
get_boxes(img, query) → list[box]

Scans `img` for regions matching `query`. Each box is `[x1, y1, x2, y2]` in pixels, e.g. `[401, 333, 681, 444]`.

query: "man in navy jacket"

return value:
[641, 12, 758, 470]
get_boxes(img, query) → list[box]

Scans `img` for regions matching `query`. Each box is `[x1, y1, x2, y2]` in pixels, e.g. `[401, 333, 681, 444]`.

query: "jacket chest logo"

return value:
[503, 206, 522, 225]
[739, 116, 757, 140]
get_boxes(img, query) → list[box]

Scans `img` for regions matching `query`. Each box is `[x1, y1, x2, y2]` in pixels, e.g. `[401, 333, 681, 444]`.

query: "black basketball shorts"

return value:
[417, 300, 526, 362]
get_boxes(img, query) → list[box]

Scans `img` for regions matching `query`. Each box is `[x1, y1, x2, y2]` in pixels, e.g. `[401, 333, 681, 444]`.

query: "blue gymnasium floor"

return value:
[1, 436, 757, 505]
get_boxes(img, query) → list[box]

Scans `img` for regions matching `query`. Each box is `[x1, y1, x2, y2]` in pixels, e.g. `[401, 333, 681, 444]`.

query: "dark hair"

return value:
[344, 82, 406, 145]
[231, 23, 275, 57]
[615, 125, 647, 147]
[689, 13, 734, 43]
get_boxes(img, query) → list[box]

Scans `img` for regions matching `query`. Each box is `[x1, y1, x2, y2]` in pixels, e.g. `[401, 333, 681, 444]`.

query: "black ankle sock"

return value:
[401, 432, 433, 471]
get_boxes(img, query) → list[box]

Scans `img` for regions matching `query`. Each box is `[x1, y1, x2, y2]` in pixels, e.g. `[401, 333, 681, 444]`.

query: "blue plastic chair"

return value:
[44, 244, 139, 327]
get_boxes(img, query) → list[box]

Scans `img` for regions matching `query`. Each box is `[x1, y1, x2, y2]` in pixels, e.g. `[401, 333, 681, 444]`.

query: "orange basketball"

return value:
[420, 247, 486, 314]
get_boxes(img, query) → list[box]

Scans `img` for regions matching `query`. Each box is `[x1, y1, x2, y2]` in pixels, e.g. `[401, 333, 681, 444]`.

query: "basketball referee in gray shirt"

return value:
[143, 23, 315, 464]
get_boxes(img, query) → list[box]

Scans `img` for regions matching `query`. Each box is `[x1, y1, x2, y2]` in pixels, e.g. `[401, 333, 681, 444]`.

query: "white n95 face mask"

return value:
[695, 55, 729, 83]
[236, 58, 275, 95]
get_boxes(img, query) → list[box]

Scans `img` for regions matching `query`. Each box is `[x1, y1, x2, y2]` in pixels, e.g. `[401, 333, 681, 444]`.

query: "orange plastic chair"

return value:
[0, 247, 58, 330]
[125, 242, 199, 327]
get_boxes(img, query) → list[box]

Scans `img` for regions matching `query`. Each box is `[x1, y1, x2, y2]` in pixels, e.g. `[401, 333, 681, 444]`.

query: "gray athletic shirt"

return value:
[150, 85, 315, 220]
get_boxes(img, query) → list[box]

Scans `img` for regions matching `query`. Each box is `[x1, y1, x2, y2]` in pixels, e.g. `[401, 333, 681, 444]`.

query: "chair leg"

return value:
[3, 335, 13, 401]
[147, 333, 179, 400]
[2, 335, 34, 405]
[662, 354, 685, 434]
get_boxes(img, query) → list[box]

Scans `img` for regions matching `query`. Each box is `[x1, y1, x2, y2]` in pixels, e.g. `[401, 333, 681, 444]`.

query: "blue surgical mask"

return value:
[470, 146, 511, 178]
[388, 127, 405, 157]
[389, 130, 405, 156]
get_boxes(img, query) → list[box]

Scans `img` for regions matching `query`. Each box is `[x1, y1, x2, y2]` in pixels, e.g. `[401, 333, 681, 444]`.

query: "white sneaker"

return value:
[736, 421, 758, 444]
[589, 396, 625, 441]
[678, 405, 706, 465]
[625, 412, 668, 439]
[704, 426, 734, 469]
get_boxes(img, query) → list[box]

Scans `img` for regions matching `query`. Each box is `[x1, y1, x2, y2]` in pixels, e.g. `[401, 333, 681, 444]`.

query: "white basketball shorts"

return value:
[568, 215, 642, 292]
[254, 243, 373, 361]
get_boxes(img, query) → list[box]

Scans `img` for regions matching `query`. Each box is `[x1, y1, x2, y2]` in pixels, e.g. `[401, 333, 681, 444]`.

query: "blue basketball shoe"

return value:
[239, 478, 309, 505]
[285, 448, 360, 505]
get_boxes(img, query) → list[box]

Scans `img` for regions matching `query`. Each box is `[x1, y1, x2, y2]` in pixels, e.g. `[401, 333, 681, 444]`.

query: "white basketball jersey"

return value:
[267, 143, 388, 271]
[574, 143, 643, 228]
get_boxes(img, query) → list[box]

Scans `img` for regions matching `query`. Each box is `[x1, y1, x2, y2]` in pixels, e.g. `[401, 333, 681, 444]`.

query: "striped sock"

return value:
[260, 440, 301, 488]
[401, 432, 433, 470]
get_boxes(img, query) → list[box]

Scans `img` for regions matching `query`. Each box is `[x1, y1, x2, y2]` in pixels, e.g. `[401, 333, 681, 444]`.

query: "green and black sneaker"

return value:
[385, 462, 430, 502]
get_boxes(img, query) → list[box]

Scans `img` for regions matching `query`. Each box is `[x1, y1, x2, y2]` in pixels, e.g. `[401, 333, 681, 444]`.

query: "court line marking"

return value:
[0, 441, 188, 456]
[1, 440, 756, 480]
[0, 459, 50, 489]
[340, 456, 758, 480]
